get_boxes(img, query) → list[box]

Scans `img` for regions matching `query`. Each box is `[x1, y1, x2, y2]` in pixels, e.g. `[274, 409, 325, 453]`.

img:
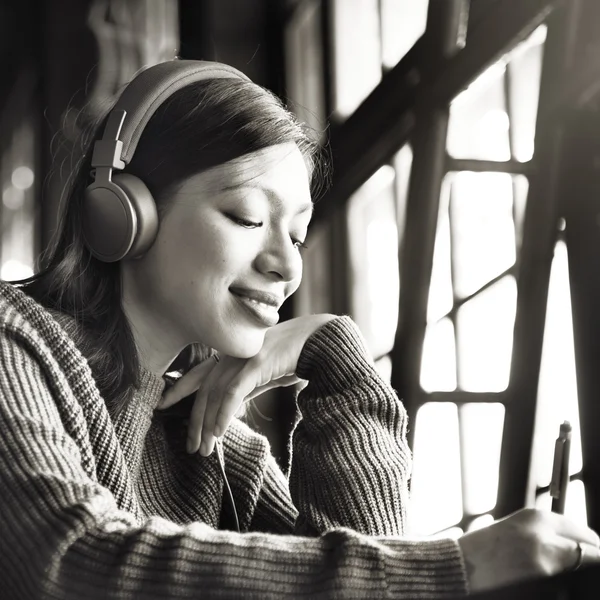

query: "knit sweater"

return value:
[0, 281, 468, 599]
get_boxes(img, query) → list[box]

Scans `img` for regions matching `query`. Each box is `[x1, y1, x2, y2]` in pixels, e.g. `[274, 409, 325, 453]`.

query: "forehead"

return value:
[178, 143, 312, 207]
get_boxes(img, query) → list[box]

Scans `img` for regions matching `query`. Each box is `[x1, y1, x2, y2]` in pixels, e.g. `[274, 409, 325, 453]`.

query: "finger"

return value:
[199, 383, 226, 456]
[187, 357, 243, 454]
[209, 364, 267, 439]
[242, 374, 303, 403]
[158, 359, 216, 409]
[187, 374, 215, 454]
[563, 539, 600, 574]
[549, 511, 600, 549]
[213, 375, 301, 439]
[580, 541, 600, 566]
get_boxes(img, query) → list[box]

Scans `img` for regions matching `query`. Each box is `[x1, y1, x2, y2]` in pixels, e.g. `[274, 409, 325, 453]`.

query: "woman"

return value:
[0, 59, 597, 599]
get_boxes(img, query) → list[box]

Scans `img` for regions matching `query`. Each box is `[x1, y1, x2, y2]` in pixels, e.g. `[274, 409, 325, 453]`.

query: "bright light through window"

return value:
[451, 172, 516, 298]
[375, 354, 393, 383]
[536, 480, 587, 527]
[427, 176, 454, 323]
[457, 276, 517, 392]
[347, 166, 399, 358]
[461, 403, 505, 514]
[508, 25, 546, 162]
[331, 0, 381, 117]
[467, 514, 495, 531]
[284, 0, 326, 136]
[380, 0, 429, 68]
[532, 241, 583, 487]
[420, 318, 457, 392]
[447, 62, 510, 161]
[409, 403, 463, 535]
[447, 25, 546, 162]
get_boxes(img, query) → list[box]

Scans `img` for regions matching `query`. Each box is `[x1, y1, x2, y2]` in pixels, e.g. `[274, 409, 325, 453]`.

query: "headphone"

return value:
[83, 60, 250, 263]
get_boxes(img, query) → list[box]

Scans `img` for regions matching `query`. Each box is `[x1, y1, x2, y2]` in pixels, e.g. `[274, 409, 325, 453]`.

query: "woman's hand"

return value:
[158, 314, 336, 456]
[458, 508, 600, 593]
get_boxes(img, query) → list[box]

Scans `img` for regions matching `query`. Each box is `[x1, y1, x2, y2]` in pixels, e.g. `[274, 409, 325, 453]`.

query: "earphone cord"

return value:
[215, 438, 240, 534]
[208, 353, 240, 534]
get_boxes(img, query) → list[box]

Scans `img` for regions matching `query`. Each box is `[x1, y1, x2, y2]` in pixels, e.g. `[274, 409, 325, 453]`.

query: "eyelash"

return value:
[227, 214, 308, 251]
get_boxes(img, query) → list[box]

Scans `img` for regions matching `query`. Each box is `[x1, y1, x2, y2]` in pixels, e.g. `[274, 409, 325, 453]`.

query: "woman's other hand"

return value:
[158, 314, 336, 455]
[458, 507, 600, 593]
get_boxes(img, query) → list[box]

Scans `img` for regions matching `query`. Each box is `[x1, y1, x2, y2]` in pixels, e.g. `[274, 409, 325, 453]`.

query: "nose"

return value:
[254, 229, 302, 283]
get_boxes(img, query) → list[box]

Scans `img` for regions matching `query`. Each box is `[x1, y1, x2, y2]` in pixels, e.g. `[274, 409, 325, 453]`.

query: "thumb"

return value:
[157, 357, 218, 409]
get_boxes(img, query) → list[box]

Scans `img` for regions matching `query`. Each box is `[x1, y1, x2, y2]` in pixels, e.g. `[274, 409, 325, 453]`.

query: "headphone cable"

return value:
[215, 438, 240, 534]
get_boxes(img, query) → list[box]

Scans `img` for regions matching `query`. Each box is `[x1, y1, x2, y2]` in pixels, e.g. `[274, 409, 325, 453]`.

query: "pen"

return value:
[549, 420, 572, 514]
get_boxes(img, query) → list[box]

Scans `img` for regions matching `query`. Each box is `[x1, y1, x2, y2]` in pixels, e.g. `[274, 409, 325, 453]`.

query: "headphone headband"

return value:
[91, 60, 250, 170]
[84, 59, 251, 263]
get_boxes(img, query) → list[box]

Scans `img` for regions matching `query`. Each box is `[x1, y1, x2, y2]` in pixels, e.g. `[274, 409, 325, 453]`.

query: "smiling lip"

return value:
[230, 287, 282, 327]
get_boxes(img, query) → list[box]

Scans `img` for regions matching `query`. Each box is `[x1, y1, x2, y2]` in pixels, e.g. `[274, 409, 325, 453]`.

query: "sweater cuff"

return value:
[295, 316, 375, 396]
[385, 537, 470, 598]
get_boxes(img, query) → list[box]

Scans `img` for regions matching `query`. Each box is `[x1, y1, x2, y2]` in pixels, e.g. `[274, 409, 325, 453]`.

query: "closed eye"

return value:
[226, 214, 263, 228]
[227, 213, 307, 250]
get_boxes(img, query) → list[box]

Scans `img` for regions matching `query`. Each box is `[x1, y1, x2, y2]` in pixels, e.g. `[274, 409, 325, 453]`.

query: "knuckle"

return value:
[221, 383, 240, 400]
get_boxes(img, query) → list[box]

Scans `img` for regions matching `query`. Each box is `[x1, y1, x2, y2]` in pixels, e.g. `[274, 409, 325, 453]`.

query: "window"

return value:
[380, 0, 429, 69]
[447, 25, 546, 162]
[421, 172, 525, 393]
[532, 240, 586, 526]
[410, 24, 549, 534]
[409, 401, 505, 535]
[288, 0, 596, 537]
[346, 144, 413, 360]
[330, 0, 430, 118]
[284, 0, 327, 136]
[347, 165, 399, 358]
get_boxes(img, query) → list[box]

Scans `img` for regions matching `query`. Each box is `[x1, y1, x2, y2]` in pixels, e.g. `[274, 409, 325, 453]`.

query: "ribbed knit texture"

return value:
[0, 281, 469, 599]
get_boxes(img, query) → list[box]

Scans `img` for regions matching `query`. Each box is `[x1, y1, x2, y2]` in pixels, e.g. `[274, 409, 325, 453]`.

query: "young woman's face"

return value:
[125, 142, 313, 358]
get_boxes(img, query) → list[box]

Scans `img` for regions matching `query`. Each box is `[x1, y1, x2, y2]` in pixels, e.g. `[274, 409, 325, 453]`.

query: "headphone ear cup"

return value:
[111, 173, 159, 259]
[82, 173, 158, 262]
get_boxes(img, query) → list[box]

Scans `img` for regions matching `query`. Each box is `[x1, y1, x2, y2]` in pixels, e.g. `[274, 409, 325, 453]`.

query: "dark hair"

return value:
[19, 76, 329, 417]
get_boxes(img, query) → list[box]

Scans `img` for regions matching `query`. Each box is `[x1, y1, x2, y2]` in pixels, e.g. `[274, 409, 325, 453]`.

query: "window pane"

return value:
[536, 480, 587, 527]
[420, 318, 457, 392]
[447, 25, 546, 161]
[409, 403, 463, 535]
[447, 62, 510, 161]
[513, 175, 529, 254]
[451, 172, 516, 298]
[457, 276, 517, 392]
[508, 26, 546, 162]
[532, 241, 583, 487]
[467, 514, 495, 531]
[375, 354, 392, 383]
[331, 0, 381, 117]
[284, 0, 326, 137]
[294, 220, 333, 316]
[347, 166, 399, 357]
[392, 143, 413, 256]
[380, 0, 429, 68]
[427, 176, 453, 322]
[461, 403, 505, 514]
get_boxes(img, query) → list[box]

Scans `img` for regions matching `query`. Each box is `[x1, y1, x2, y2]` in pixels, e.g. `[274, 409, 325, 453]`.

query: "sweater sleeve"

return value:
[291, 316, 412, 536]
[0, 322, 468, 599]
